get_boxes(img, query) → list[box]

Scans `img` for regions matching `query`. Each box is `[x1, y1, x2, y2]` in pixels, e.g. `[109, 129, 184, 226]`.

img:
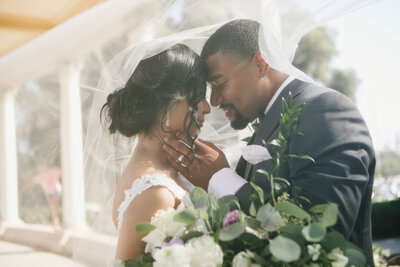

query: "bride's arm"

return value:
[115, 186, 176, 260]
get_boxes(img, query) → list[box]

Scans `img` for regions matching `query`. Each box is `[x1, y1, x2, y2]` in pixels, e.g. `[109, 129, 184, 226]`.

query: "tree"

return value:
[328, 68, 359, 102]
[293, 27, 337, 84]
[376, 150, 400, 178]
[293, 26, 359, 102]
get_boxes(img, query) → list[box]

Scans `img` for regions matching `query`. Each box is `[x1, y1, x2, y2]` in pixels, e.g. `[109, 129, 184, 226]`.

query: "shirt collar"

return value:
[264, 75, 295, 115]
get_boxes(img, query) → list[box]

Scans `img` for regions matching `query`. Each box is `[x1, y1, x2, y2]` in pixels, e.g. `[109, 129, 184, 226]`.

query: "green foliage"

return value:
[190, 187, 209, 209]
[376, 150, 400, 177]
[132, 94, 366, 266]
[345, 248, 367, 267]
[135, 223, 156, 233]
[219, 222, 245, 241]
[328, 68, 359, 102]
[173, 208, 197, 225]
[302, 223, 326, 242]
[269, 235, 301, 262]
[293, 27, 336, 83]
[293, 26, 359, 101]
[275, 201, 310, 220]
[371, 198, 400, 239]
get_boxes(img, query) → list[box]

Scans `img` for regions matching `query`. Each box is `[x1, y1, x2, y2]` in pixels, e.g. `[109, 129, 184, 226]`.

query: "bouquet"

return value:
[123, 93, 367, 267]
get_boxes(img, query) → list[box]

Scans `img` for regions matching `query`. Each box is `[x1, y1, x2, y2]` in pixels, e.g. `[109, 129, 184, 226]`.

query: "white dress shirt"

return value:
[208, 76, 295, 198]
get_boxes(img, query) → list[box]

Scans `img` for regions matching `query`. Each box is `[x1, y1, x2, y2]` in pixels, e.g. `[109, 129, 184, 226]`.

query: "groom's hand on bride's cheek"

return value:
[163, 134, 230, 191]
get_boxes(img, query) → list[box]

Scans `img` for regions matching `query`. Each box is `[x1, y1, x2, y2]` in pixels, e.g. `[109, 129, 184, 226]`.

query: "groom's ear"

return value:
[253, 51, 269, 76]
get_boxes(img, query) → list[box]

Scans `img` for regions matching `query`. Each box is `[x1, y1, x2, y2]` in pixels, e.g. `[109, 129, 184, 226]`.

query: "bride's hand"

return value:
[163, 134, 229, 191]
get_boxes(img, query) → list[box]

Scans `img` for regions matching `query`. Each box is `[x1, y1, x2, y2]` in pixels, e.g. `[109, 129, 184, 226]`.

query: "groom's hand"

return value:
[163, 134, 230, 191]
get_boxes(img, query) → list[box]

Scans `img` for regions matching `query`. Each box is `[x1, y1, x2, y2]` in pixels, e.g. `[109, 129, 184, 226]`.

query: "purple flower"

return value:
[161, 237, 184, 248]
[222, 209, 239, 227]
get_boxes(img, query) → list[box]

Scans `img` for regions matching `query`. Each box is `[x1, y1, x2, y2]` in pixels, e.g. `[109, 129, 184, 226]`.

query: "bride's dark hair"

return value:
[101, 43, 207, 146]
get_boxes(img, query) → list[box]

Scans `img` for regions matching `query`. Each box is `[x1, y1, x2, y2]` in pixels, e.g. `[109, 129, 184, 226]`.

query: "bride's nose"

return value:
[199, 99, 211, 115]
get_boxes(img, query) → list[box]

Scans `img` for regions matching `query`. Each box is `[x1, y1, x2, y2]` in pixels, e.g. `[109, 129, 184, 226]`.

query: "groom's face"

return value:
[205, 51, 262, 130]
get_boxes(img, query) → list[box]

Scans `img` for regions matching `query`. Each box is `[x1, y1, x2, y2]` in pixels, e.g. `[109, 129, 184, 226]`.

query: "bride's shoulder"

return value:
[112, 169, 177, 230]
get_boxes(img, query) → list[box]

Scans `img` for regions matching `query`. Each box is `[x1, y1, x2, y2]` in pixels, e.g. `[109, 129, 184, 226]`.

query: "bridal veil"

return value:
[72, 0, 377, 265]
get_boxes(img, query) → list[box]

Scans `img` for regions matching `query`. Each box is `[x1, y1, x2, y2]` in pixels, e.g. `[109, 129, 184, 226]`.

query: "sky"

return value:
[326, 0, 400, 151]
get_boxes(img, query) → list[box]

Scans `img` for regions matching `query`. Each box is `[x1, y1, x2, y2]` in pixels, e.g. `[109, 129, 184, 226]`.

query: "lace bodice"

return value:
[116, 173, 187, 232]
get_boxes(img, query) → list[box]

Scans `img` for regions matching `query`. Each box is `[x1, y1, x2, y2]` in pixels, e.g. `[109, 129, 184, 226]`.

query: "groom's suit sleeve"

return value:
[235, 87, 375, 263]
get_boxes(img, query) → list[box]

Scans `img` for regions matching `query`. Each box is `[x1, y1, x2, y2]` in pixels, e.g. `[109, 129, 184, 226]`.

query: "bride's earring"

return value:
[166, 112, 171, 127]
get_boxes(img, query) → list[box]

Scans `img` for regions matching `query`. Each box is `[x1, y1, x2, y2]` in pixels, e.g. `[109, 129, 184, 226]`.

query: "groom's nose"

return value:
[210, 89, 223, 107]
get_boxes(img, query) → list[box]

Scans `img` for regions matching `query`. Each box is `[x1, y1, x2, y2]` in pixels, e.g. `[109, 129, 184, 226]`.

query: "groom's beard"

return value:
[221, 104, 250, 130]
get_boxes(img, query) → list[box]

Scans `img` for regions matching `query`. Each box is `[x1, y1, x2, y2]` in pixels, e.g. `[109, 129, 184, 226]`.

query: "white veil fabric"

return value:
[73, 0, 378, 265]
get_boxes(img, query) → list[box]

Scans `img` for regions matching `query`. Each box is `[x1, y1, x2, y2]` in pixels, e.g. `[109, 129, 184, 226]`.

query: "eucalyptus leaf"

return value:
[302, 223, 326, 242]
[218, 195, 240, 219]
[173, 208, 197, 225]
[321, 203, 338, 228]
[309, 203, 331, 213]
[321, 231, 346, 252]
[345, 248, 366, 267]
[208, 196, 221, 224]
[275, 201, 310, 220]
[281, 224, 306, 247]
[246, 217, 261, 229]
[269, 235, 301, 263]
[256, 203, 281, 232]
[181, 231, 204, 242]
[135, 222, 156, 233]
[219, 222, 245, 241]
[190, 187, 209, 209]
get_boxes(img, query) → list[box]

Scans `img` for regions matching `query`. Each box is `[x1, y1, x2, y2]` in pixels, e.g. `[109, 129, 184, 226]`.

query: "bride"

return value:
[100, 43, 211, 260]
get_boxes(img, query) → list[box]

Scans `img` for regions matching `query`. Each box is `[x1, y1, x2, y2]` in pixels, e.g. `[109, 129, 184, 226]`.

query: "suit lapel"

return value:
[244, 79, 307, 180]
[236, 79, 308, 180]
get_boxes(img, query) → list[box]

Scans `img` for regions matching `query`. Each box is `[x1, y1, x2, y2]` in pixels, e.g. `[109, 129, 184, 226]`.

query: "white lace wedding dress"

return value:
[116, 172, 193, 232]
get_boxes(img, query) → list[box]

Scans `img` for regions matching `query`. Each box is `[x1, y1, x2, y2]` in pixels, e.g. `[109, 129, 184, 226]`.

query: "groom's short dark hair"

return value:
[201, 19, 260, 60]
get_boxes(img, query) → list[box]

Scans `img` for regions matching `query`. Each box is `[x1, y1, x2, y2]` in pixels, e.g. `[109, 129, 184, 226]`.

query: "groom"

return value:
[163, 19, 375, 265]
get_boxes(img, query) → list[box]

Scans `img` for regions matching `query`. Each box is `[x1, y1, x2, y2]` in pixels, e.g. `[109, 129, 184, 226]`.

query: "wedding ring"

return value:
[178, 154, 184, 163]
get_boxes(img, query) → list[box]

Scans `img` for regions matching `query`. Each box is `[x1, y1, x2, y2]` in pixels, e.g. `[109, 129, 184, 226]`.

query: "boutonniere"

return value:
[241, 144, 272, 165]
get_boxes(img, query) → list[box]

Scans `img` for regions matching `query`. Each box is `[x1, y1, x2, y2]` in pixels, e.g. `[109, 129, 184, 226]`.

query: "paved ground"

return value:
[0, 240, 88, 267]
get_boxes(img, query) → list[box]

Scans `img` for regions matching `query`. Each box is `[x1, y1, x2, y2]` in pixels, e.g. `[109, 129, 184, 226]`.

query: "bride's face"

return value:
[166, 98, 210, 136]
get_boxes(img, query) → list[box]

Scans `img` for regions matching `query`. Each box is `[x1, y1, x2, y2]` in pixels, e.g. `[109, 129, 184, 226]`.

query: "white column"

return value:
[59, 62, 86, 228]
[0, 88, 19, 223]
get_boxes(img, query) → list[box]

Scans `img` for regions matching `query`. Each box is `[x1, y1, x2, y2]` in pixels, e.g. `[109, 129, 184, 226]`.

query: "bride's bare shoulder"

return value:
[112, 164, 176, 227]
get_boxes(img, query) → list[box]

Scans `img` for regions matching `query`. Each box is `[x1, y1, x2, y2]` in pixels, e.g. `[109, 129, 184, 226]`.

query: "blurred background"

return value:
[0, 0, 399, 266]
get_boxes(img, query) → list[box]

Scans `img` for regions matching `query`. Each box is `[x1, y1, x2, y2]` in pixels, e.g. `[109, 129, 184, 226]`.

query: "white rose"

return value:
[187, 235, 223, 267]
[327, 248, 349, 267]
[232, 251, 261, 267]
[142, 228, 166, 253]
[153, 244, 191, 267]
[152, 207, 186, 237]
[307, 244, 321, 261]
[241, 145, 272, 165]
[142, 205, 188, 252]
[309, 263, 322, 267]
